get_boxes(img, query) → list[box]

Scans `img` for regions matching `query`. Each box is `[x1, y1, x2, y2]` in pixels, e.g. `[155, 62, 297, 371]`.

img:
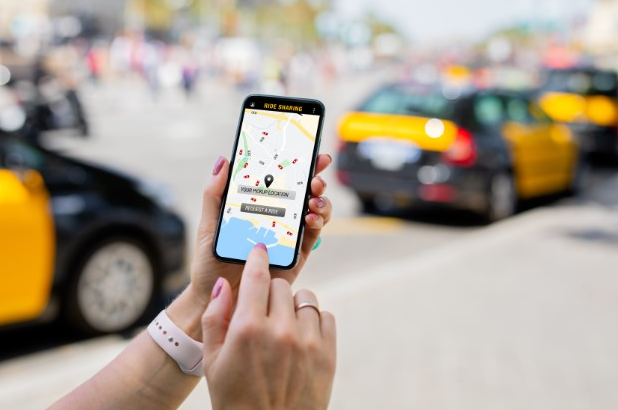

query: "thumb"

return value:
[202, 277, 232, 370]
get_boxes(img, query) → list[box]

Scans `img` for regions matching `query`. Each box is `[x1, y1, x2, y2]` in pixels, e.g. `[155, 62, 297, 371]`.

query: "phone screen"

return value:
[213, 95, 325, 269]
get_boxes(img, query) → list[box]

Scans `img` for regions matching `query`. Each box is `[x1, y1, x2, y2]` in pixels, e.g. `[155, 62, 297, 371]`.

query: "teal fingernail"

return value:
[312, 236, 322, 251]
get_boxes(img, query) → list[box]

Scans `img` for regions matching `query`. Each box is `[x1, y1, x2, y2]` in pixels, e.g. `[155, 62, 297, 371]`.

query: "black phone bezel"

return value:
[212, 94, 325, 270]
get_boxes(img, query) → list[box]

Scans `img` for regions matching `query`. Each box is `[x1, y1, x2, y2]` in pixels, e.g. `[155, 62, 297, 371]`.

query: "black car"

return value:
[0, 135, 187, 335]
[336, 83, 581, 222]
[537, 67, 618, 157]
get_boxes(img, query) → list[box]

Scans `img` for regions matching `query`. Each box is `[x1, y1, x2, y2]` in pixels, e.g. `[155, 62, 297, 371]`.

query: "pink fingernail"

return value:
[212, 156, 225, 175]
[255, 243, 267, 251]
[317, 176, 327, 189]
[211, 277, 223, 299]
[315, 197, 327, 208]
[306, 213, 319, 222]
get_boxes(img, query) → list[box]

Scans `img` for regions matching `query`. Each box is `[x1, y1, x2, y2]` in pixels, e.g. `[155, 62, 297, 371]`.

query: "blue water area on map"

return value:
[216, 217, 295, 266]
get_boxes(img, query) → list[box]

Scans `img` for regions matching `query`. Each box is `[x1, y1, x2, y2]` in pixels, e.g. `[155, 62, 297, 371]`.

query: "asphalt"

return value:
[2, 173, 617, 410]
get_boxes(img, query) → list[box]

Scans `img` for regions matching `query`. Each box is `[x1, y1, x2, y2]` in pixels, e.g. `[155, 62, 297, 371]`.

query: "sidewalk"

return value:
[2, 175, 617, 409]
[317, 175, 618, 410]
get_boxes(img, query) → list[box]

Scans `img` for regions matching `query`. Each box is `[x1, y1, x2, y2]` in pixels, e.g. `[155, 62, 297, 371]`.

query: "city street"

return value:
[40, 67, 484, 290]
[2, 68, 618, 409]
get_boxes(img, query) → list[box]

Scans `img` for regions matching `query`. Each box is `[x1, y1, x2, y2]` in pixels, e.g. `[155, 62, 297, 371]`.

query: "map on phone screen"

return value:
[216, 107, 321, 267]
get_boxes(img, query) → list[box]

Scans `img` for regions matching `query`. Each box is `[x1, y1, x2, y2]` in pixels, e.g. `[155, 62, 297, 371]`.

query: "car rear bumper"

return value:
[337, 165, 488, 213]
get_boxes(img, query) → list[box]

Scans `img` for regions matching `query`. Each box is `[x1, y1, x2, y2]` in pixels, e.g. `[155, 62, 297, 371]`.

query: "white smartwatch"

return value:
[147, 310, 204, 377]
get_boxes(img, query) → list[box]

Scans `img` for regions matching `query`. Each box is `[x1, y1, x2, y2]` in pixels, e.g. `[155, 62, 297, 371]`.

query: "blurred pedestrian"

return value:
[181, 59, 199, 99]
[85, 44, 103, 83]
[142, 39, 164, 100]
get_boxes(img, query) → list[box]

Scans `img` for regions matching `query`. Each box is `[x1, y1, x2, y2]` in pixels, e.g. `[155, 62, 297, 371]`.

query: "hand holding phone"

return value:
[213, 94, 326, 269]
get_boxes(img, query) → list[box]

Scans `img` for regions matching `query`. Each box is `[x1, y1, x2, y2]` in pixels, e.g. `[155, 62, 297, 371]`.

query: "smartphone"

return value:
[213, 94, 325, 270]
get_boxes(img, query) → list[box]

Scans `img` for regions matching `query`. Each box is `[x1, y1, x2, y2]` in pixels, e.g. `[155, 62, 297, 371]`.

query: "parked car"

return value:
[0, 135, 187, 335]
[537, 67, 618, 157]
[336, 83, 584, 222]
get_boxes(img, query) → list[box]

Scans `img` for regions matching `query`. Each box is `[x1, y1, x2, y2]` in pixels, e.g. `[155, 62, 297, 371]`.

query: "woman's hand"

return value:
[186, 154, 333, 312]
[202, 244, 337, 410]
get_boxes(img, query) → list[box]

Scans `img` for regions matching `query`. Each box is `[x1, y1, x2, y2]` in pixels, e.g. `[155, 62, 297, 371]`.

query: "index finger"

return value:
[235, 243, 271, 318]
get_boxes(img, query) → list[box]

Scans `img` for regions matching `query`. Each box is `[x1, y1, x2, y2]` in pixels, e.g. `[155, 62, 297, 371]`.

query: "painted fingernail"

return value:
[315, 197, 327, 208]
[212, 156, 225, 175]
[212, 277, 223, 299]
[255, 243, 267, 251]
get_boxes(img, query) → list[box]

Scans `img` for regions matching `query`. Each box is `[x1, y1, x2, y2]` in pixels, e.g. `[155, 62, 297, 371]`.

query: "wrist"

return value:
[165, 284, 209, 341]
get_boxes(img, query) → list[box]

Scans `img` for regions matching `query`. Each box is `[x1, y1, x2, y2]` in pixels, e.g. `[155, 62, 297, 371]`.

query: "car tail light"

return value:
[442, 128, 477, 167]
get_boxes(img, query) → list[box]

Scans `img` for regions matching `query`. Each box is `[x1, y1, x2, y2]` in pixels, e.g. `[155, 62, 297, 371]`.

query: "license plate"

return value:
[358, 138, 421, 171]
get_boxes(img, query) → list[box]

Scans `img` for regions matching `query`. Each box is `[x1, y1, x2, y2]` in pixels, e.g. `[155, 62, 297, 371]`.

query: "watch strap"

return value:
[147, 310, 204, 377]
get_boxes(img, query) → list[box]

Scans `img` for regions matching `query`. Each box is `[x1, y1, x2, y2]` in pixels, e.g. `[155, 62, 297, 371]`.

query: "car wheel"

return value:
[358, 194, 377, 214]
[485, 172, 516, 223]
[66, 237, 158, 335]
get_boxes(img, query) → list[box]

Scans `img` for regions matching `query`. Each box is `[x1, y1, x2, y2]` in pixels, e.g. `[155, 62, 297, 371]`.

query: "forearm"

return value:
[49, 286, 207, 410]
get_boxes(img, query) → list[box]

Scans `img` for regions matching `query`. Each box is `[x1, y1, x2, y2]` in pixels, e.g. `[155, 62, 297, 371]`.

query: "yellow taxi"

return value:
[336, 83, 584, 221]
[537, 67, 618, 157]
[0, 135, 187, 335]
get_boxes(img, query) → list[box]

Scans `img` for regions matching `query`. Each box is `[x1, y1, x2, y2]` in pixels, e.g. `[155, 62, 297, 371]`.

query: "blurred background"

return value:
[1, 0, 618, 409]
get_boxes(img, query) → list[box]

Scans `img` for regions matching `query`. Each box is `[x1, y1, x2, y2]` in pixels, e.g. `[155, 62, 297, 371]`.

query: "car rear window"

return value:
[473, 94, 551, 128]
[359, 86, 455, 119]
[474, 95, 504, 126]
